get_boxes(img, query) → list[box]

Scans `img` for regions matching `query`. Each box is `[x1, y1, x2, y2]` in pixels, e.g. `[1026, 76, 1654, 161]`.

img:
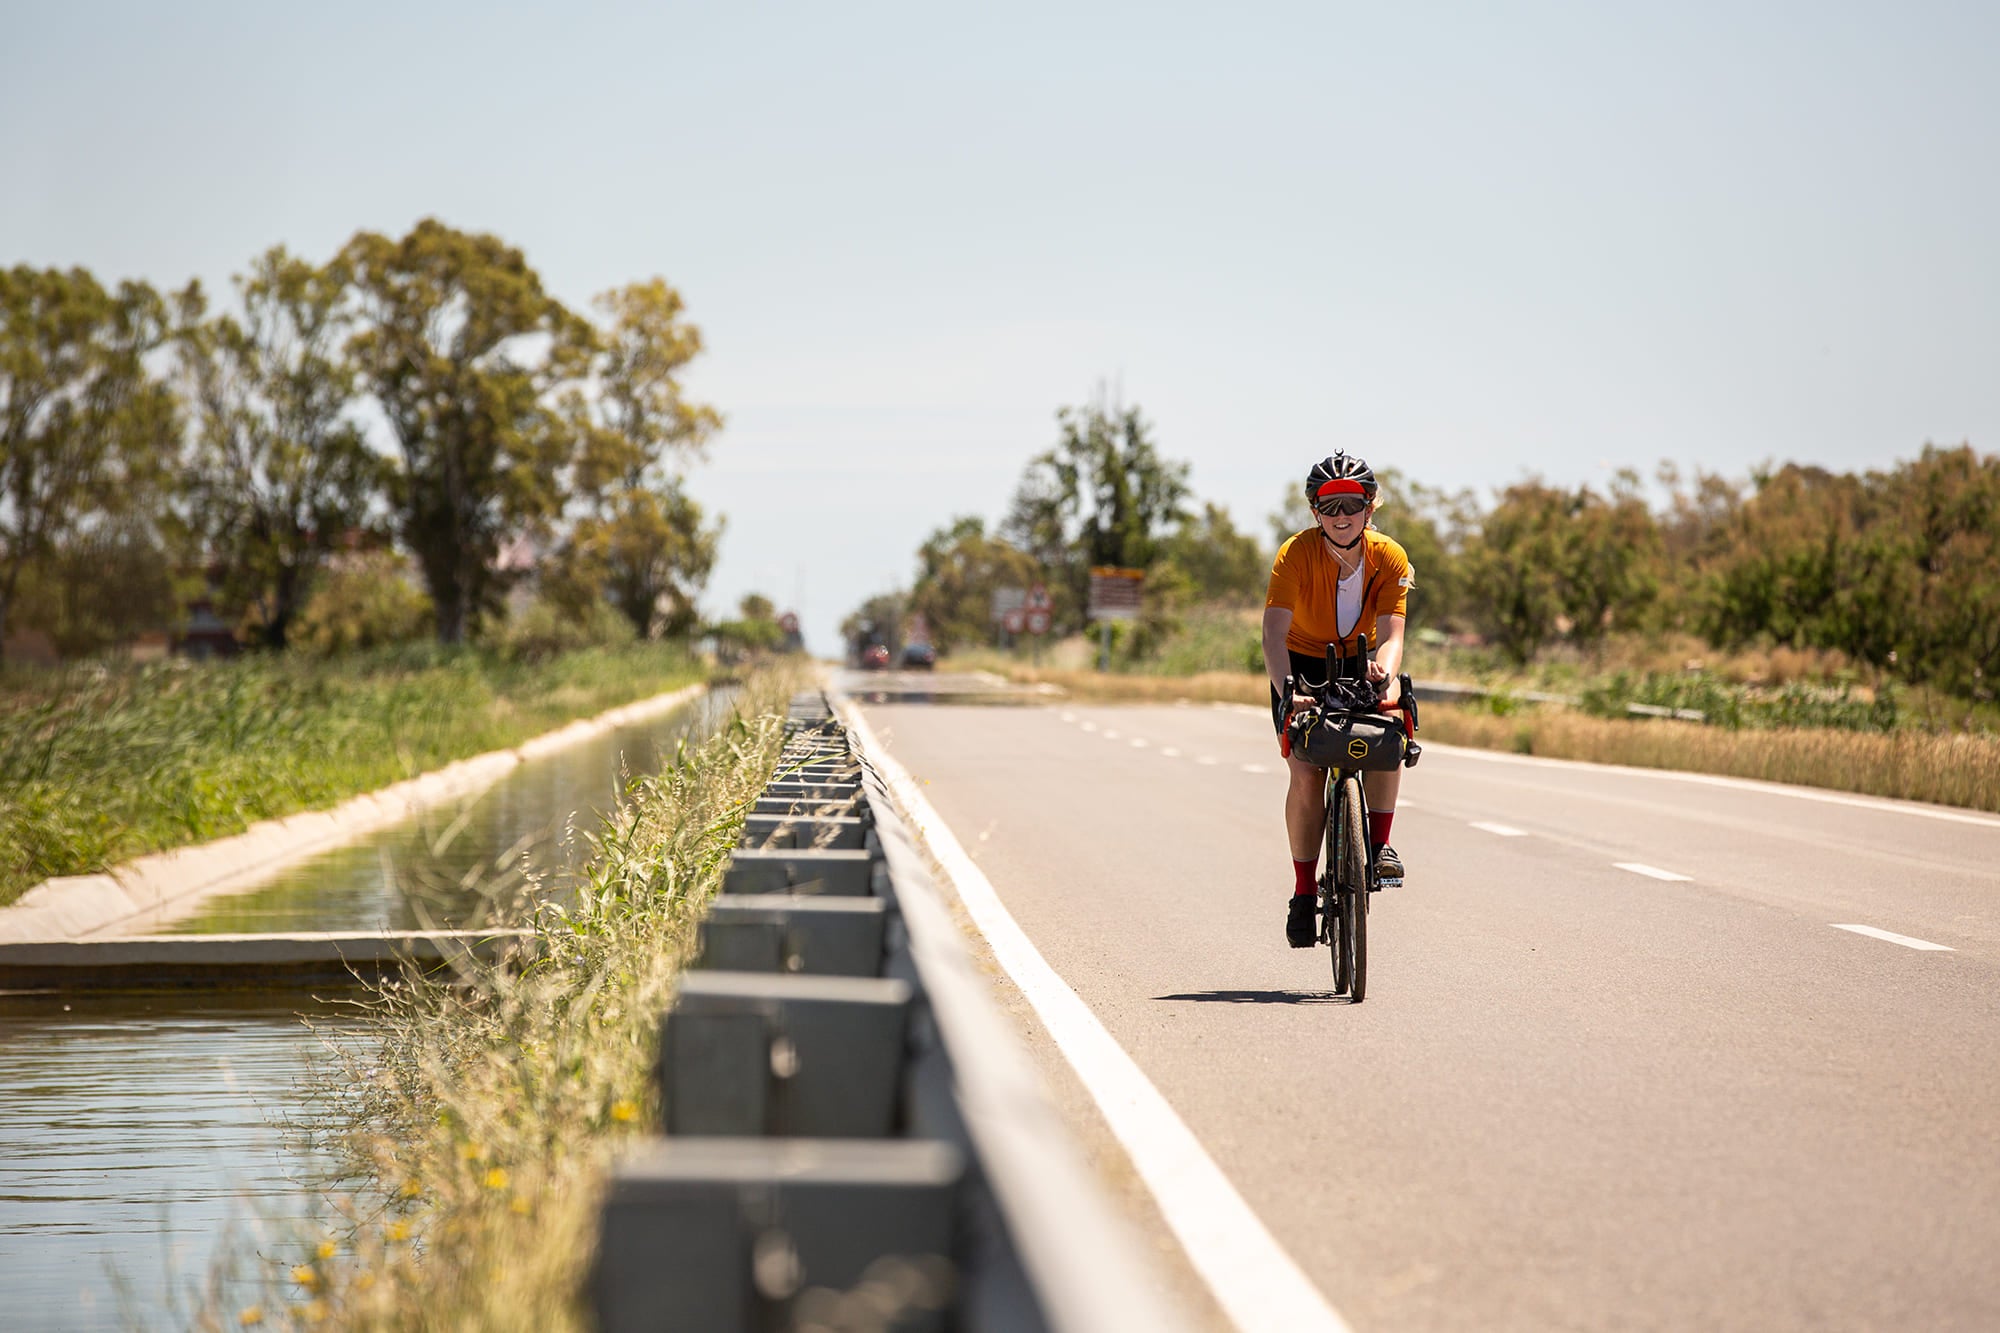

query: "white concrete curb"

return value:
[0, 682, 708, 943]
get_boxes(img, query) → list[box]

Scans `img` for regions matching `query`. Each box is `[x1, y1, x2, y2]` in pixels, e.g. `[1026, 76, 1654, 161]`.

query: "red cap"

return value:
[1315, 479, 1367, 498]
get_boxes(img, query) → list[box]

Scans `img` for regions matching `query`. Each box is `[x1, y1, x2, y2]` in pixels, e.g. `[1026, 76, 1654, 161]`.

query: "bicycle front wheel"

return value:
[1324, 808, 1349, 996]
[1339, 774, 1368, 1002]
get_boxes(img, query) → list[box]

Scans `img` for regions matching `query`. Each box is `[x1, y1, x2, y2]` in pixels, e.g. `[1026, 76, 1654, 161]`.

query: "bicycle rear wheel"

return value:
[1339, 774, 1368, 1002]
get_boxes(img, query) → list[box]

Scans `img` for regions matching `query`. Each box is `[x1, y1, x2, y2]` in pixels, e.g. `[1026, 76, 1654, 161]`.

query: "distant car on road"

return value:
[861, 643, 891, 670]
[901, 642, 936, 670]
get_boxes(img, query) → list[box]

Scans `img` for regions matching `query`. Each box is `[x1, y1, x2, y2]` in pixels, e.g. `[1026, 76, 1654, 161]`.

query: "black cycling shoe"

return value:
[1373, 844, 1405, 888]
[1286, 893, 1318, 948]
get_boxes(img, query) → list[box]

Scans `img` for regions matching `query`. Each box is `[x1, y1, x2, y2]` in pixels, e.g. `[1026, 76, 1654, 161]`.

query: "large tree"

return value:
[549, 279, 723, 636]
[1003, 399, 1190, 627]
[343, 220, 590, 644]
[0, 266, 176, 659]
[907, 515, 1042, 651]
[1160, 501, 1265, 602]
[175, 248, 383, 649]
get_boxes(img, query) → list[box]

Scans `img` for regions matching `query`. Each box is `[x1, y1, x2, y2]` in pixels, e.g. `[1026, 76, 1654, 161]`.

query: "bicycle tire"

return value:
[1322, 778, 1348, 994]
[1340, 774, 1368, 1002]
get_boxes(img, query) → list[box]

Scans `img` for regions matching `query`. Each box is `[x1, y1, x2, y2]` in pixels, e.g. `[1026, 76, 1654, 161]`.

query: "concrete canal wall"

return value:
[0, 683, 707, 944]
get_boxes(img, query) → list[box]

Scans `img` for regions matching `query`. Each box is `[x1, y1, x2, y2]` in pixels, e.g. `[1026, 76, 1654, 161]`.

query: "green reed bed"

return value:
[197, 666, 801, 1332]
[0, 644, 707, 908]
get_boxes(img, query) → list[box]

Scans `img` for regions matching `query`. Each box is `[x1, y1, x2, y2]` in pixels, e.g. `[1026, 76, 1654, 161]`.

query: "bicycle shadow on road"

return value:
[1153, 989, 1350, 1006]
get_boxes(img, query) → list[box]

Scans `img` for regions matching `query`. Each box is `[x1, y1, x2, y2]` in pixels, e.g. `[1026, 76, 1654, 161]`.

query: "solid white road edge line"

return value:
[1831, 924, 1955, 951]
[845, 710, 1353, 1333]
[1471, 821, 1528, 837]
[1615, 862, 1693, 882]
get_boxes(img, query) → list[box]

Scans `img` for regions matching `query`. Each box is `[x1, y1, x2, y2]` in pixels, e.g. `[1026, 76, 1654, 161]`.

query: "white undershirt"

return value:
[1335, 554, 1364, 639]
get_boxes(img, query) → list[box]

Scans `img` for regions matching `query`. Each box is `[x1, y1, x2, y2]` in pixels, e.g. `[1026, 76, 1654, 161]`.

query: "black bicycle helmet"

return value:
[1305, 452, 1378, 510]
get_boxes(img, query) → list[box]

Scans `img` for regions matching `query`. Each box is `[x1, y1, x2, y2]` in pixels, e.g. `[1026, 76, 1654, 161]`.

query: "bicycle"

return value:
[1282, 634, 1421, 1002]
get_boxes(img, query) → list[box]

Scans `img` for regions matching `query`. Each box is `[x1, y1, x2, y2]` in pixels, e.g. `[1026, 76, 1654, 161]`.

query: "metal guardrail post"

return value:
[660, 972, 913, 1137]
[722, 848, 876, 896]
[591, 1138, 963, 1333]
[698, 894, 889, 977]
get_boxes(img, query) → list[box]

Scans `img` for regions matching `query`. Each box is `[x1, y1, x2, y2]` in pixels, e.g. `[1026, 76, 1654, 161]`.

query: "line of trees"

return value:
[1392, 449, 2000, 698]
[1, 219, 723, 663]
[855, 396, 1998, 702]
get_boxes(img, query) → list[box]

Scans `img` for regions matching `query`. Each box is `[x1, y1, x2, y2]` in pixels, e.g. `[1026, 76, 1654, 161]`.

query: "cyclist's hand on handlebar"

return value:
[1376, 675, 1402, 708]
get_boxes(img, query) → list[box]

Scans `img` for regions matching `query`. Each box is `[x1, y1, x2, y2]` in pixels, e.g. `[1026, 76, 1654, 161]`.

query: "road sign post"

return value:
[1086, 567, 1144, 672]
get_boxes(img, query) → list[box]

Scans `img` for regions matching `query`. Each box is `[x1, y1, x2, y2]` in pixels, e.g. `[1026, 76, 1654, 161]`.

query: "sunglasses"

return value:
[1315, 496, 1369, 518]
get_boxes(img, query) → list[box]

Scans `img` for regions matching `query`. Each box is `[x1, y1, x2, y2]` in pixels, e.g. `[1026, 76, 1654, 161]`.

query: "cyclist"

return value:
[1262, 452, 1413, 948]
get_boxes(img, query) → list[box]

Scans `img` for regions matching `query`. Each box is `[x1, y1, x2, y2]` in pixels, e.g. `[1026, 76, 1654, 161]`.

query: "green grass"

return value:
[0, 643, 708, 909]
[195, 665, 801, 1332]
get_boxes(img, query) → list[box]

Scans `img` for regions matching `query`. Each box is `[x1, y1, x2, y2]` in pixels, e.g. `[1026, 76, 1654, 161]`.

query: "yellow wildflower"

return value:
[609, 1100, 638, 1123]
[290, 1265, 320, 1290]
[483, 1167, 510, 1190]
[387, 1221, 411, 1243]
[315, 1240, 338, 1260]
[237, 1308, 264, 1327]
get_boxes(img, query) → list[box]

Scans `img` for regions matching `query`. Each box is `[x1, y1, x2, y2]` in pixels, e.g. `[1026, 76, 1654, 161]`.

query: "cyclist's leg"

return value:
[1362, 765, 1404, 883]
[1286, 753, 1328, 860]
[1283, 752, 1325, 946]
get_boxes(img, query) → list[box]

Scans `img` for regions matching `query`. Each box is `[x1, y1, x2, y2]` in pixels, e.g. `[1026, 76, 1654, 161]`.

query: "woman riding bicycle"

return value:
[1262, 452, 1413, 948]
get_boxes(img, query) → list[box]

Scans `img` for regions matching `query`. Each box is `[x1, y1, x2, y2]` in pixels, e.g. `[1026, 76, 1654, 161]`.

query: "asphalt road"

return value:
[855, 695, 2000, 1333]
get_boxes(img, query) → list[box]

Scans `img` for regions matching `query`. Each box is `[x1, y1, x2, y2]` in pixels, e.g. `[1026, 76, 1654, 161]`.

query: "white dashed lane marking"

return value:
[1130, 738, 1149, 748]
[1160, 747, 1181, 758]
[1831, 924, 1954, 951]
[1241, 764, 1271, 775]
[1471, 821, 1528, 837]
[1615, 862, 1693, 882]
[1196, 756, 1218, 766]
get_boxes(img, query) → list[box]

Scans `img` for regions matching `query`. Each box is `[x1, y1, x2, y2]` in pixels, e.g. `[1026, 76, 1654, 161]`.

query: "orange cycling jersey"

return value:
[1265, 527, 1413, 656]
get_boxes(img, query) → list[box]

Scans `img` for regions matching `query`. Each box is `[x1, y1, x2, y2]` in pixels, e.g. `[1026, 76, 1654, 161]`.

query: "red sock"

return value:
[1292, 858, 1317, 897]
[1369, 811, 1395, 848]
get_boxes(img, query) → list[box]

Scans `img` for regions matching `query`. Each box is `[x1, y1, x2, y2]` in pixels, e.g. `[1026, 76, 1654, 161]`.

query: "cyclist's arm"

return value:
[1261, 606, 1295, 696]
[1369, 612, 1408, 704]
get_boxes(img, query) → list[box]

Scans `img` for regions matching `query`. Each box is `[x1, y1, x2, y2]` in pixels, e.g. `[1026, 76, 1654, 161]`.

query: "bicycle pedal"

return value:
[1373, 874, 1402, 890]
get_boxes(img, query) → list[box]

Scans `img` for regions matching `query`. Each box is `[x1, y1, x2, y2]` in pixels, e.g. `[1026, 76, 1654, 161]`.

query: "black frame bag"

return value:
[1288, 707, 1407, 771]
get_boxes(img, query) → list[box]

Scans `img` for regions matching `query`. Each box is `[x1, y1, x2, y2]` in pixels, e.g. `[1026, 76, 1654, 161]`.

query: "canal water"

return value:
[0, 689, 728, 1330]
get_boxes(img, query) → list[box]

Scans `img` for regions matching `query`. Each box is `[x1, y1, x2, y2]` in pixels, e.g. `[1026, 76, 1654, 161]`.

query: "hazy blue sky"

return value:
[7, 1, 1996, 651]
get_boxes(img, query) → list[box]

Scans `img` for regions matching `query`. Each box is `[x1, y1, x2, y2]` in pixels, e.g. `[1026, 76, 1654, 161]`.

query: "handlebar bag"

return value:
[1289, 709, 1407, 771]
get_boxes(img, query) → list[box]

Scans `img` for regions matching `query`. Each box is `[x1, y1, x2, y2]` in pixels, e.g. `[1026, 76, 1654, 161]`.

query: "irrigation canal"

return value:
[0, 690, 730, 1332]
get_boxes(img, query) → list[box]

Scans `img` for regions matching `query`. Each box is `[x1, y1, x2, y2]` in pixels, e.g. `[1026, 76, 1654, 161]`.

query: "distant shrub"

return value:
[495, 597, 636, 662]
[295, 553, 434, 655]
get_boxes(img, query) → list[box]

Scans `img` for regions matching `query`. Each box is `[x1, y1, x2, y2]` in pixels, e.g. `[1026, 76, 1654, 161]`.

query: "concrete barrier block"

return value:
[762, 780, 864, 802]
[698, 895, 887, 977]
[723, 848, 874, 897]
[662, 972, 912, 1138]
[737, 814, 867, 851]
[592, 1137, 961, 1333]
[750, 795, 869, 824]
